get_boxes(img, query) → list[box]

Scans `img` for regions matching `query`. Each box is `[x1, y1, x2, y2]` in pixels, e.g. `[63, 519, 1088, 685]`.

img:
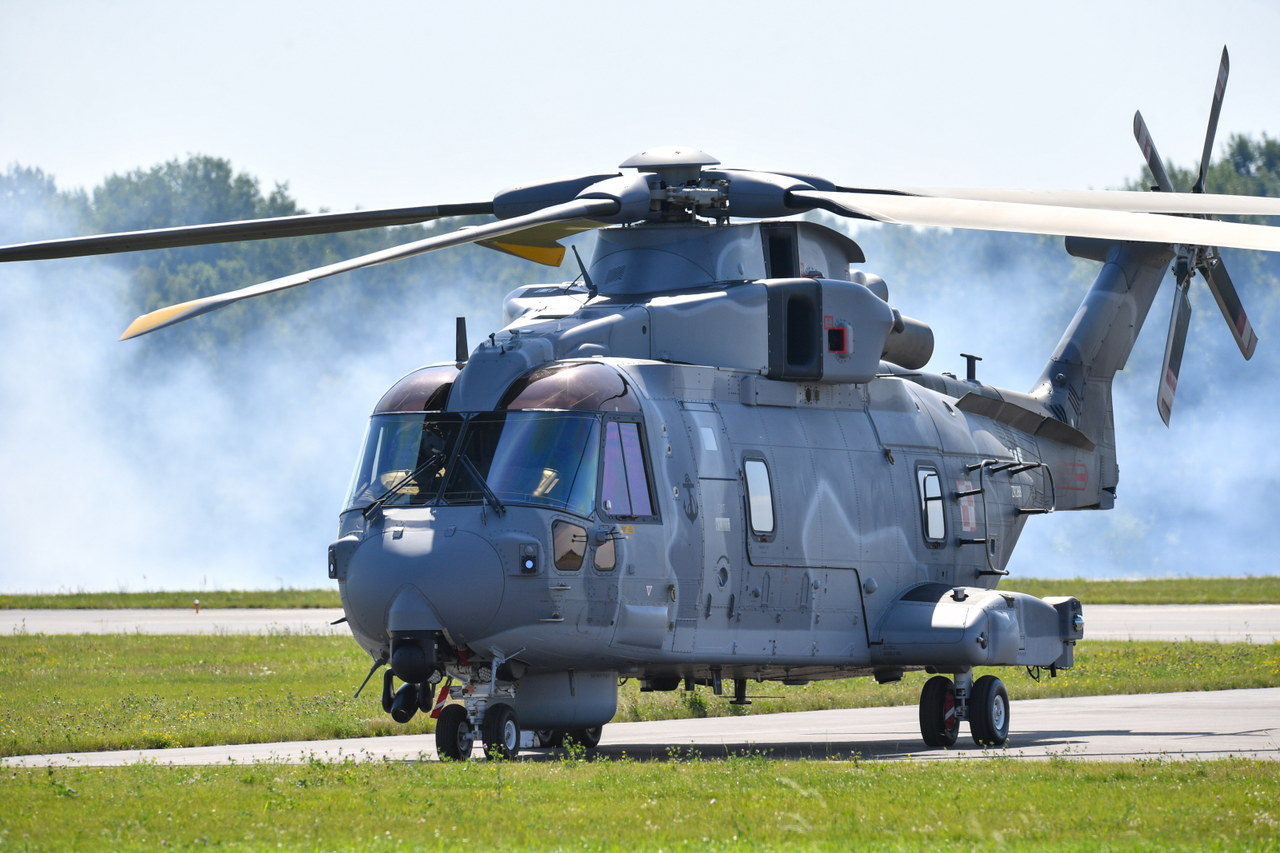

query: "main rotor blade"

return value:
[1202, 256, 1258, 359]
[119, 198, 616, 340]
[1157, 277, 1193, 426]
[476, 219, 604, 266]
[793, 190, 1280, 254]
[1195, 46, 1230, 194]
[0, 202, 494, 263]
[1134, 111, 1177, 193]
[858, 187, 1280, 217]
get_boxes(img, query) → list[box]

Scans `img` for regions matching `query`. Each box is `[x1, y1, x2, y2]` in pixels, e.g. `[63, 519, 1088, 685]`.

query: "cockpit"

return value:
[344, 361, 656, 521]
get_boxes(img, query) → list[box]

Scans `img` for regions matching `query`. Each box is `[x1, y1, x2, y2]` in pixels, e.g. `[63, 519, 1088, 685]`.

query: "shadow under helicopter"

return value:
[462, 727, 1246, 764]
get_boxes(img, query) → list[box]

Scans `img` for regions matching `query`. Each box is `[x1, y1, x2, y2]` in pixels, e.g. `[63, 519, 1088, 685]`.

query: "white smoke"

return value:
[857, 224, 1279, 579]
[0, 212, 505, 593]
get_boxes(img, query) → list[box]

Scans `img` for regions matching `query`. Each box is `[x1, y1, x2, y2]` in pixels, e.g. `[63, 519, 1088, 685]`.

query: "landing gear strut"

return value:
[917, 671, 1009, 748]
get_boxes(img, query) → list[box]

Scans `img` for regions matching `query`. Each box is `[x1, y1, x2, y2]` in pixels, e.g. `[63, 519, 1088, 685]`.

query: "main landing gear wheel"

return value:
[969, 675, 1010, 747]
[483, 703, 521, 760]
[919, 675, 959, 747]
[536, 730, 565, 748]
[435, 703, 475, 761]
[565, 726, 602, 749]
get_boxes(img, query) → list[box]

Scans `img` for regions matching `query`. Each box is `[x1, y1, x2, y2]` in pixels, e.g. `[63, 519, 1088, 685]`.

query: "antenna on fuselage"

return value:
[572, 245, 598, 301]
[455, 316, 469, 367]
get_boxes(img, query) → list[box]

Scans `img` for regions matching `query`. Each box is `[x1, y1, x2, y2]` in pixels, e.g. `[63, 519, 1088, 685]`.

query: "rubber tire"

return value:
[483, 703, 520, 760]
[969, 675, 1010, 747]
[565, 726, 602, 749]
[919, 675, 959, 747]
[536, 729, 565, 748]
[435, 703, 474, 761]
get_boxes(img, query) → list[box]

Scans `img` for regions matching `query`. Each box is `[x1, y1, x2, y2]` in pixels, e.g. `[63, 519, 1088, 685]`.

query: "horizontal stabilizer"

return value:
[955, 393, 1095, 452]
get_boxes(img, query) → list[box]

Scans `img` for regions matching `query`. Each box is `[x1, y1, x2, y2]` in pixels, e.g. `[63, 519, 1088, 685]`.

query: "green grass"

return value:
[1000, 576, 1280, 604]
[2, 759, 1277, 851]
[2, 634, 1278, 757]
[0, 635, 429, 756]
[3, 576, 1277, 609]
[0, 589, 341, 609]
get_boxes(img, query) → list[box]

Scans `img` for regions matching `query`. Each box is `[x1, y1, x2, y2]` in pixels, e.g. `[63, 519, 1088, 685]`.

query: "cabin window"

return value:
[743, 458, 775, 537]
[600, 420, 656, 520]
[552, 521, 586, 571]
[917, 467, 946, 545]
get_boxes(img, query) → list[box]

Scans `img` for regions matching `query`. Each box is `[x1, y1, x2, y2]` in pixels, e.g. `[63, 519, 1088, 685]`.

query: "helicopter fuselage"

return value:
[329, 219, 1096, 746]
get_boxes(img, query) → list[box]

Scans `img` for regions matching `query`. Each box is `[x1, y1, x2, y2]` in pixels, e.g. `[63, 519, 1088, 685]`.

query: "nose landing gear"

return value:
[435, 703, 475, 760]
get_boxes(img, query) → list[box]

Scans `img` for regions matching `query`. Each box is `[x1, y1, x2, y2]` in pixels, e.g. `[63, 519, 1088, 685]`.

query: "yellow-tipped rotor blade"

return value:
[120, 296, 225, 340]
[477, 220, 604, 267]
[117, 201, 615, 339]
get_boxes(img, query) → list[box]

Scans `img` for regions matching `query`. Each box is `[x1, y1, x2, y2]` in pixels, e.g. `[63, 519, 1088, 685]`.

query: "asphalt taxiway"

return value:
[4, 687, 1276, 767]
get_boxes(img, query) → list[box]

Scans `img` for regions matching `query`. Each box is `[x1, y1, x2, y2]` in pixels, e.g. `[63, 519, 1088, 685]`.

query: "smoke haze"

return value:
[857, 225, 1280, 579]
[0, 200, 503, 593]
[3, 189, 1276, 593]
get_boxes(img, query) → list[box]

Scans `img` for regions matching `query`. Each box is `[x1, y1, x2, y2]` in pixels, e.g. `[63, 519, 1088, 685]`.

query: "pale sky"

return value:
[4, 1, 1280, 214]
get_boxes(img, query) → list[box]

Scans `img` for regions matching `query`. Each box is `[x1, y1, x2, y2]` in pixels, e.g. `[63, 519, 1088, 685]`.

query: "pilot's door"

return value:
[674, 402, 737, 654]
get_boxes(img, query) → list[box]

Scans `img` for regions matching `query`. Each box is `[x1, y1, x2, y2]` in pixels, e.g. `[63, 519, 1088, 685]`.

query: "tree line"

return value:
[3, 137, 1278, 371]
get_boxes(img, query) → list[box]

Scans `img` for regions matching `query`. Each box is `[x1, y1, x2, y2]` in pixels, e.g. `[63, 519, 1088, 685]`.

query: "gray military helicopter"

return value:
[4, 48, 1279, 758]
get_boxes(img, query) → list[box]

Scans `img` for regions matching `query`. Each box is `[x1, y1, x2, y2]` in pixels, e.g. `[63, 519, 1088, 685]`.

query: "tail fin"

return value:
[1030, 238, 1174, 509]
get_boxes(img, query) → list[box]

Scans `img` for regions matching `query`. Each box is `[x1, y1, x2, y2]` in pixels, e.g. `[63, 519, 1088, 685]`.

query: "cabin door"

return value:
[672, 402, 739, 654]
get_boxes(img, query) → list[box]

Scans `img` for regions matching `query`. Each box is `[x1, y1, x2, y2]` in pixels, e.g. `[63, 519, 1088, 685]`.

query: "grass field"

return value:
[3, 634, 1278, 757]
[999, 576, 1280, 604]
[0, 588, 342, 609]
[3, 576, 1277, 609]
[2, 758, 1277, 851]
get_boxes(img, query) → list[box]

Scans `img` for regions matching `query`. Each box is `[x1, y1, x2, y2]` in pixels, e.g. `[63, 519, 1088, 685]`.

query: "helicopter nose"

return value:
[342, 524, 505, 650]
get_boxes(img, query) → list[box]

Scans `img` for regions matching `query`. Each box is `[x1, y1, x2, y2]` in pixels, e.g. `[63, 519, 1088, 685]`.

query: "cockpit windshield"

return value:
[344, 411, 601, 517]
[345, 414, 462, 511]
[443, 413, 599, 515]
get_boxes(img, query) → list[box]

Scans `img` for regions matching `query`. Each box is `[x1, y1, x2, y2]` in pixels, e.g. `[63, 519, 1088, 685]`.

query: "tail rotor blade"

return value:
[1134, 111, 1177, 193]
[1157, 276, 1193, 427]
[1195, 46, 1230, 194]
[1202, 255, 1258, 359]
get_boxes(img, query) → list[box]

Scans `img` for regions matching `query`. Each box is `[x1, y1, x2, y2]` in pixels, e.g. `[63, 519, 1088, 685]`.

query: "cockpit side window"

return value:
[600, 419, 657, 521]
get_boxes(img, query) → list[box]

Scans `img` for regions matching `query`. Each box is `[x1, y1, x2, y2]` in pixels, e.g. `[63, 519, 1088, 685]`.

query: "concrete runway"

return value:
[5, 688, 1277, 767]
[3, 604, 1279, 642]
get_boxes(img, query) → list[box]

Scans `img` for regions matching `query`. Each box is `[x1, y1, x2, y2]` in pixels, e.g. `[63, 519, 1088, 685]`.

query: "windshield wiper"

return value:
[362, 449, 445, 520]
[457, 453, 507, 516]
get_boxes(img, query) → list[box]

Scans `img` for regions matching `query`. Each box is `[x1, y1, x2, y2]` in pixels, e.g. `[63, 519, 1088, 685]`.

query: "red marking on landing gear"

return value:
[430, 681, 452, 719]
